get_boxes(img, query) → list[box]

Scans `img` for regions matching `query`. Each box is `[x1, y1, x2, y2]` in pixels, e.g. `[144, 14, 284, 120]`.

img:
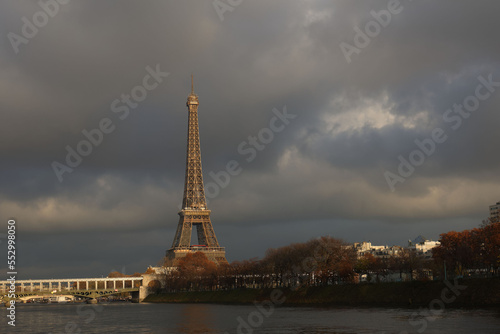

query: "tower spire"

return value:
[191, 73, 194, 95]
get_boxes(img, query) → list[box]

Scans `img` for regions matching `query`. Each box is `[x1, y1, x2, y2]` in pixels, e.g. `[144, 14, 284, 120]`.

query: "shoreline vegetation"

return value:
[139, 220, 500, 308]
[144, 277, 500, 308]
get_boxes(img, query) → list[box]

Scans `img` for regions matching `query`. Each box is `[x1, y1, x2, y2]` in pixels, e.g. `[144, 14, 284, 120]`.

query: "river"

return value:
[1, 302, 499, 333]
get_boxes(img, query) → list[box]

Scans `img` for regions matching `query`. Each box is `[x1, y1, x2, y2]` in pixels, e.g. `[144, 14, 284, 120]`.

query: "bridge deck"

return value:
[0, 277, 143, 293]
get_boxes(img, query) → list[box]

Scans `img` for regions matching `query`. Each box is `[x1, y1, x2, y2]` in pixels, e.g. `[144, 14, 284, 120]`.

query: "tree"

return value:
[432, 220, 500, 278]
[176, 252, 217, 291]
[260, 236, 357, 287]
[390, 248, 423, 281]
[355, 253, 382, 282]
[230, 258, 261, 288]
[480, 220, 500, 274]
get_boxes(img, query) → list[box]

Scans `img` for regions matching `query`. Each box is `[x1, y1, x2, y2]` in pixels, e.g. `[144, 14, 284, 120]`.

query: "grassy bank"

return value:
[144, 277, 500, 308]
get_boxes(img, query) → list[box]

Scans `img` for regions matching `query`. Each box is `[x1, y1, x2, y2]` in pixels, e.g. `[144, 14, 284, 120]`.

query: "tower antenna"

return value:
[191, 73, 194, 94]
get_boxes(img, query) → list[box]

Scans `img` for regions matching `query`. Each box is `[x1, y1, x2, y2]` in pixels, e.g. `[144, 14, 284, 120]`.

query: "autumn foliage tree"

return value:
[388, 248, 426, 281]
[312, 236, 357, 284]
[227, 258, 261, 288]
[166, 252, 218, 291]
[108, 271, 144, 278]
[157, 224, 499, 292]
[356, 253, 384, 282]
[433, 219, 500, 277]
[261, 236, 357, 287]
[160, 236, 357, 292]
[481, 219, 500, 271]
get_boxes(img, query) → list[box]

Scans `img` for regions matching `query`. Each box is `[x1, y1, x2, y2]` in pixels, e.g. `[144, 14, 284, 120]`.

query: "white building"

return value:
[408, 236, 440, 259]
[489, 201, 500, 222]
[353, 236, 440, 261]
[353, 242, 402, 259]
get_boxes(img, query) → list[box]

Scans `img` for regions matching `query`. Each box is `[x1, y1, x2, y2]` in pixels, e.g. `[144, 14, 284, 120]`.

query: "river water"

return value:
[1, 302, 499, 333]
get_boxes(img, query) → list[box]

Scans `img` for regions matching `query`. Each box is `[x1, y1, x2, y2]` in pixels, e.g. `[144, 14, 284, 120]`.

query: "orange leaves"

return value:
[433, 221, 500, 273]
[178, 252, 217, 276]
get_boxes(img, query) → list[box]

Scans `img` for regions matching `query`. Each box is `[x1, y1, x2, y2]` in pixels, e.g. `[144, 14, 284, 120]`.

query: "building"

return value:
[489, 201, 500, 222]
[353, 242, 402, 259]
[353, 235, 440, 261]
[408, 235, 440, 259]
[165, 76, 227, 266]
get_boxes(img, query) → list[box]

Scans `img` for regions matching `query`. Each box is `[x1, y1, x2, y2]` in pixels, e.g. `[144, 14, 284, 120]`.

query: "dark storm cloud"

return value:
[1, 0, 500, 277]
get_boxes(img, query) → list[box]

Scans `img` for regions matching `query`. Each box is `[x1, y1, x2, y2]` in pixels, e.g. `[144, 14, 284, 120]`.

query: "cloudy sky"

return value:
[1, 0, 499, 279]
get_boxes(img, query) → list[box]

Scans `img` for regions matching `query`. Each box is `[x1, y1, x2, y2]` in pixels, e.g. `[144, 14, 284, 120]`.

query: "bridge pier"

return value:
[139, 286, 149, 302]
[138, 273, 169, 302]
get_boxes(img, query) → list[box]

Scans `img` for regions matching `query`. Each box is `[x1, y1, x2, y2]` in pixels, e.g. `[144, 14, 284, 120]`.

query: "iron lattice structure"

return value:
[166, 76, 227, 265]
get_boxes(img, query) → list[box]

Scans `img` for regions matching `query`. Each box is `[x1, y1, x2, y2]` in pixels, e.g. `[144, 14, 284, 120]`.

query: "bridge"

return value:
[0, 277, 147, 303]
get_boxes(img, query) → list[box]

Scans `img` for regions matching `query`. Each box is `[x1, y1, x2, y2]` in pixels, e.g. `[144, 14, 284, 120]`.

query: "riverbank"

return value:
[144, 277, 500, 308]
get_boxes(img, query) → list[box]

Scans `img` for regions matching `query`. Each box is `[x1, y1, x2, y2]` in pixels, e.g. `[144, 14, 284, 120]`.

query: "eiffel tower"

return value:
[166, 75, 227, 265]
